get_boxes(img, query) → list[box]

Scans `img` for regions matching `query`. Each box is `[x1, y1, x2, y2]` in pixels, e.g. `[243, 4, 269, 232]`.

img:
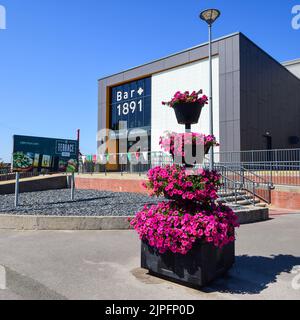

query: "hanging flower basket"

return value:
[162, 90, 208, 125]
[159, 132, 219, 166]
[205, 144, 211, 155]
[173, 102, 203, 125]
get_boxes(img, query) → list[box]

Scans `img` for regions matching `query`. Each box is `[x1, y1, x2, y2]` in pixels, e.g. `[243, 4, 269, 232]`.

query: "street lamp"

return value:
[200, 9, 221, 171]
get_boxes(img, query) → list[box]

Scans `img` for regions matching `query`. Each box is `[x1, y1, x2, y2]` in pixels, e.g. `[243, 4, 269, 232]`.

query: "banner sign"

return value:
[12, 135, 79, 173]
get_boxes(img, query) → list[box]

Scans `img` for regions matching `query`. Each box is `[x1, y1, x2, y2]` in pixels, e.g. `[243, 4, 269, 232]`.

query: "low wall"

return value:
[271, 186, 300, 210]
[0, 175, 68, 195]
[0, 207, 269, 230]
[75, 176, 148, 194]
[75, 176, 300, 210]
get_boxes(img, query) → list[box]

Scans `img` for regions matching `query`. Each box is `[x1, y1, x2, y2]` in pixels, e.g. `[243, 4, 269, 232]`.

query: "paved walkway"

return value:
[0, 213, 300, 300]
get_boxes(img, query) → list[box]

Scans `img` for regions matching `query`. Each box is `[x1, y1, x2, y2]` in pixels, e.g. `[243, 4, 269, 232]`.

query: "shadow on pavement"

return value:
[205, 254, 300, 295]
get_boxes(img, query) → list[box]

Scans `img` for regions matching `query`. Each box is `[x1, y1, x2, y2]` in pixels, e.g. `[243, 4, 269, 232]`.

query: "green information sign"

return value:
[12, 135, 79, 173]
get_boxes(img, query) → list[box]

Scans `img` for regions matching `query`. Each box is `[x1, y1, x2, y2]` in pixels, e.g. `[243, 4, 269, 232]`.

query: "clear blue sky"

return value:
[0, 0, 299, 162]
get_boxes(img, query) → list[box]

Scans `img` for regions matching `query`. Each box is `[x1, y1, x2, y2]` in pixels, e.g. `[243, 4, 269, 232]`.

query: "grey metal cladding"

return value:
[225, 37, 234, 73]
[164, 51, 190, 69]
[239, 33, 300, 150]
[98, 79, 107, 136]
[233, 71, 240, 121]
[106, 73, 125, 87]
[189, 45, 208, 62]
[217, 34, 241, 151]
[123, 60, 165, 81]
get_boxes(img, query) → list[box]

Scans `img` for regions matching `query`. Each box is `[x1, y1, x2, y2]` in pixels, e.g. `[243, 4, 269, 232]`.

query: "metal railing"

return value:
[215, 148, 300, 163]
[213, 148, 300, 186]
[79, 152, 173, 176]
[0, 169, 39, 182]
[79, 148, 300, 202]
[79, 151, 274, 204]
[215, 164, 272, 204]
[216, 162, 300, 186]
[218, 175, 255, 208]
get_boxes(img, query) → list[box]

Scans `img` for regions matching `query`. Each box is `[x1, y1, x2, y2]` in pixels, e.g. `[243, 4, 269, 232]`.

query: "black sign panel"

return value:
[13, 135, 79, 173]
[110, 77, 151, 131]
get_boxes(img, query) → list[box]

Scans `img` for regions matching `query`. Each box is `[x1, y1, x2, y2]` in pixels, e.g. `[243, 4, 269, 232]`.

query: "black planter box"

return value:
[141, 240, 235, 288]
[173, 102, 203, 125]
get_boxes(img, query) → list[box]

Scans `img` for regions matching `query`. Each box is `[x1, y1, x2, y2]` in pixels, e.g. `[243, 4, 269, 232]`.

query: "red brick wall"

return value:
[75, 178, 148, 195]
[75, 177, 300, 210]
[271, 190, 300, 210]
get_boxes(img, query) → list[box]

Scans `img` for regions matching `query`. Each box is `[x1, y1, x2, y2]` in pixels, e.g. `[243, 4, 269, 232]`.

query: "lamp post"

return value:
[200, 9, 221, 170]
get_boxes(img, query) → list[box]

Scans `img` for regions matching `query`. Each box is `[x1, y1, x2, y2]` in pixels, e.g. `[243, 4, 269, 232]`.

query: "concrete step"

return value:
[236, 199, 261, 206]
[218, 191, 247, 198]
[255, 202, 268, 208]
[218, 197, 268, 208]
[218, 195, 254, 202]
[218, 190, 269, 208]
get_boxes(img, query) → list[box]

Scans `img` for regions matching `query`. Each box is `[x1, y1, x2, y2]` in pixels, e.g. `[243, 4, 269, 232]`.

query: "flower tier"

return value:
[159, 132, 219, 167]
[131, 201, 238, 255]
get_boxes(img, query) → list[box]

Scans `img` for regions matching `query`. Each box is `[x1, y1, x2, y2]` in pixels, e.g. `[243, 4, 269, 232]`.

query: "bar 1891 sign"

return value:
[110, 77, 151, 131]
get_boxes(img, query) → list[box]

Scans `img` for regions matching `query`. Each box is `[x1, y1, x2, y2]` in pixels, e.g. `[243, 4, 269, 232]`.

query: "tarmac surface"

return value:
[0, 213, 299, 300]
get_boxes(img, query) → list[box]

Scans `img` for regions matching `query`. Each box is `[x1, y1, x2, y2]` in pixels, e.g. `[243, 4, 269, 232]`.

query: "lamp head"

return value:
[200, 9, 221, 25]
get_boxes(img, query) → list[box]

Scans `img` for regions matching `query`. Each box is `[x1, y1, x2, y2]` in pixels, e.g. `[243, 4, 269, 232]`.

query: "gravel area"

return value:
[0, 189, 161, 216]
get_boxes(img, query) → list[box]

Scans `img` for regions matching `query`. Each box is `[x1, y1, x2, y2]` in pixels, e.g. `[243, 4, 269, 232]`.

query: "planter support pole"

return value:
[71, 172, 75, 201]
[208, 23, 214, 171]
[14, 172, 20, 207]
[200, 9, 221, 171]
[185, 124, 191, 133]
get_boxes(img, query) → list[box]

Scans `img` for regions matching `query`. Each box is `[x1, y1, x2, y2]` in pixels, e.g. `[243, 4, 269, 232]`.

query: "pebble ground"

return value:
[0, 189, 160, 216]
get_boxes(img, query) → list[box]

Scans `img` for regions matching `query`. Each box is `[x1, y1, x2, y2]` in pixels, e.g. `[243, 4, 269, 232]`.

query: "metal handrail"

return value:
[219, 162, 274, 188]
[218, 174, 256, 207]
[215, 164, 272, 204]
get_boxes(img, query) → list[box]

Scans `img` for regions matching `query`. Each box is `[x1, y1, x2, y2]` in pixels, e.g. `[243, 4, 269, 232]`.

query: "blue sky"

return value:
[0, 0, 299, 162]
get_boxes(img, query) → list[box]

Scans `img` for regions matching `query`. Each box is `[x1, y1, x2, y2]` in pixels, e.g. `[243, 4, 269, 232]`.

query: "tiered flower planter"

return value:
[131, 90, 238, 288]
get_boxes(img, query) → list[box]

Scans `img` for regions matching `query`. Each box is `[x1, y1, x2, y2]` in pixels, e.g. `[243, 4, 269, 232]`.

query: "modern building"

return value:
[283, 58, 300, 79]
[98, 32, 300, 161]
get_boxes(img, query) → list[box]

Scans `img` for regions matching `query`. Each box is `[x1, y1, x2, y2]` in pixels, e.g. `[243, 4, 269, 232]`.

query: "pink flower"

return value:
[162, 90, 208, 109]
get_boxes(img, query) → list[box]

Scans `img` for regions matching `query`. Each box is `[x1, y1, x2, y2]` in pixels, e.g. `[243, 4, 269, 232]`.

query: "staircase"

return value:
[217, 190, 267, 208]
[214, 164, 274, 209]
